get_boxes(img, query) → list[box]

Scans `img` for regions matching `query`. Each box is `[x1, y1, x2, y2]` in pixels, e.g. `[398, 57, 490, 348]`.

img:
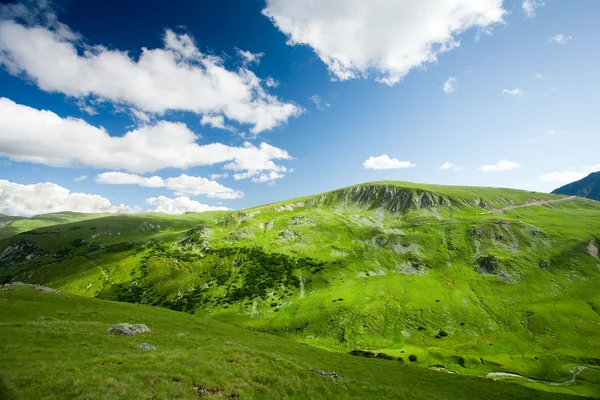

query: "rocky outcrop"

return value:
[106, 323, 151, 336]
[317, 184, 452, 214]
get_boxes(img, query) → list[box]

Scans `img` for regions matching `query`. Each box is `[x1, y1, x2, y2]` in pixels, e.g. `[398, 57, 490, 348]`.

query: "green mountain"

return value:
[1, 181, 600, 397]
[552, 172, 600, 201]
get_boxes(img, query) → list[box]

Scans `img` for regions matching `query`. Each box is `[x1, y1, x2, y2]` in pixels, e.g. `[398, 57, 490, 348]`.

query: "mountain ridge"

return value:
[552, 172, 600, 201]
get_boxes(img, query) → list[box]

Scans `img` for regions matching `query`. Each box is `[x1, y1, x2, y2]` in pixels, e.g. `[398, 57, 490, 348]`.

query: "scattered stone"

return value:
[290, 216, 316, 226]
[106, 323, 151, 336]
[177, 333, 186, 337]
[38, 316, 46, 321]
[275, 202, 304, 212]
[193, 384, 225, 397]
[588, 240, 599, 259]
[278, 228, 300, 242]
[137, 343, 156, 350]
[312, 368, 341, 379]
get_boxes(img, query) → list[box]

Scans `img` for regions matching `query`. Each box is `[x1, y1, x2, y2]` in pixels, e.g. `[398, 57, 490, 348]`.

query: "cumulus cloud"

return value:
[265, 77, 279, 88]
[96, 172, 244, 199]
[263, 0, 505, 85]
[0, 98, 292, 177]
[478, 159, 520, 172]
[440, 162, 464, 171]
[200, 114, 236, 132]
[74, 175, 88, 182]
[0, 179, 137, 217]
[309, 95, 330, 111]
[0, 5, 302, 133]
[236, 48, 264, 66]
[502, 88, 523, 96]
[443, 77, 457, 93]
[145, 196, 229, 214]
[363, 155, 416, 170]
[210, 173, 229, 180]
[522, 0, 544, 18]
[540, 164, 600, 183]
[548, 34, 572, 44]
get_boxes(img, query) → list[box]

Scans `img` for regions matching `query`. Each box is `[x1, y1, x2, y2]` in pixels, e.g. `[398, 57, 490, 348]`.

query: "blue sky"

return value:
[0, 0, 599, 216]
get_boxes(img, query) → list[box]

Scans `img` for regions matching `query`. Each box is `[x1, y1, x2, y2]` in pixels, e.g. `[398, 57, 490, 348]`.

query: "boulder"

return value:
[106, 323, 151, 336]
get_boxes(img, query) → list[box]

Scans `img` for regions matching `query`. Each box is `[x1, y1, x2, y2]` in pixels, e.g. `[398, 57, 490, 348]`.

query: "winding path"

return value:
[479, 196, 577, 215]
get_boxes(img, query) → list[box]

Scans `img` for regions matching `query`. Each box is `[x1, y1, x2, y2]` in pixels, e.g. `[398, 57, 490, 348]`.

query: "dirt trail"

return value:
[479, 196, 577, 215]
[486, 366, 586, 386]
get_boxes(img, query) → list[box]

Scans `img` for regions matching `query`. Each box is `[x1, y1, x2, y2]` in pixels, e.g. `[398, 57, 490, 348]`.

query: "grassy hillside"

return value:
[0, 284, 586, 399]
[0, 212, 113, 240]
[1, 181, 600, 397]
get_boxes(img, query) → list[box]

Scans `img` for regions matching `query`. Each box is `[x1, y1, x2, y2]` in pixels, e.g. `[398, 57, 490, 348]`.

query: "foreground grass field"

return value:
[0, 285, 591, 399]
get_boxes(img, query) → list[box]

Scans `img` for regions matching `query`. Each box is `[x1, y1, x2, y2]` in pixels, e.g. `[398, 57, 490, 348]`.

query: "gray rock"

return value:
[106, 323, 151, 336]
[137, 343, 156, 350]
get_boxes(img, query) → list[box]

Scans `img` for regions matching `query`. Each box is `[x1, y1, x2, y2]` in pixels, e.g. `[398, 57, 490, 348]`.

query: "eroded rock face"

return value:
[476, 256, 500, 275]
[106, 323, 151, 336]
[321, 185, 452, 213]
[0, 239, 44, 267]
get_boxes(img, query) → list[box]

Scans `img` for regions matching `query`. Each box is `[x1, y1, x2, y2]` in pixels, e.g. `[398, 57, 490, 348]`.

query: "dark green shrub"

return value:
[408, 354, 417, 362]
[458, 356, 466, 368]
[375, 353, 394, 360]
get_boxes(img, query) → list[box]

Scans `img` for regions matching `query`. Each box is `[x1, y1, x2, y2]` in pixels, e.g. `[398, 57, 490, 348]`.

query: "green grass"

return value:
[1, 181, 600, 397]
[0, 285, 587, 399]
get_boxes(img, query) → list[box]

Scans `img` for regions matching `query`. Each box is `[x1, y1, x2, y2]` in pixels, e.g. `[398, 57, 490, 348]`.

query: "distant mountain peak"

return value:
[552, 171, 600, 201]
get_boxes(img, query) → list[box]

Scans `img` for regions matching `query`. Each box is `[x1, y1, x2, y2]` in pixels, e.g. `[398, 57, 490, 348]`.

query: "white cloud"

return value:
[74, 175, 88, 182]
[0, 98, 292, 176]
[478, 159, 520, 172]
[251, 171, 285, 184]
[548, 34, 572, 44]
[145, 196, 229, 214]
[210, 173, 229, 180]
[522, 0, 544, 18]
[363, 155, 416, 170]
[547, 129, 562, 136]
[232, 165, 287, 184]
[443, 77, 457, 93]
[0, 179, 137, 217]
[534, 72, 543, 79]
[96, 172, 244, 199]
[0, 8, 302, 133]
[200, 114, 236, 132]
[265, 76, 279, 88]
[236, 48, 264, 66]
[440, 162, 464, 171]
[309, 95, 330, 111]
[263, 0, 505, 85]
[540, 164, 600, 183]
[502, 88, 523, 96]
[130, 108, 151, 124]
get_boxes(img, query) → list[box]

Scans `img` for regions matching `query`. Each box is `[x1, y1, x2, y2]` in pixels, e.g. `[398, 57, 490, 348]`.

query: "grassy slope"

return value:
[1, 181, 600, 397]
[0, 285, 583, 400]
[0, 212, 113, 240]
